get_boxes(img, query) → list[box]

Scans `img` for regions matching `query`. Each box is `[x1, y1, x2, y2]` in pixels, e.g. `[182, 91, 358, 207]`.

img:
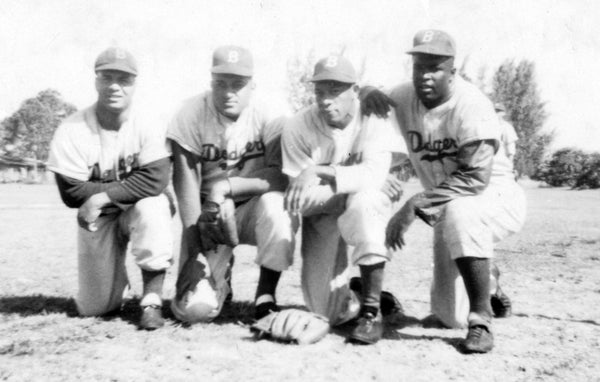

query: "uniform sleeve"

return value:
[456, 95, 501, 147]
[137, 118, 170, 166]
[104, 157, 170, 208]
[165, 95, 205, 157]
[333, 116, 394, 193]
[47, 122, 91, 181]
[281, 117, 315, 178]
[262, 116, 286, 169]
[411, 139, 496, 226]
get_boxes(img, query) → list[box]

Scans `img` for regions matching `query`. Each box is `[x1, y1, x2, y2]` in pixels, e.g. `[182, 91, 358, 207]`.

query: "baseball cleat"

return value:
[254, 301, 279, 320]
[490, 264, 512, 318]
[491, 287, 512, 318]
[349, 277, 404, 316]
[348, 310, 383, 345]
[139, 305, 165, 330]
[460, 324, 494, 354]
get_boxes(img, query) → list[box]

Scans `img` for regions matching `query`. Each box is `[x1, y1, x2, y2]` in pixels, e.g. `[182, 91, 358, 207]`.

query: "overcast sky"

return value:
[1, 0, 598, 151]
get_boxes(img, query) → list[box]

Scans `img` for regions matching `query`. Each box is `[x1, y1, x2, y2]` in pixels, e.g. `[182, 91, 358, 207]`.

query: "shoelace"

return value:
[467, 325, 488, 340]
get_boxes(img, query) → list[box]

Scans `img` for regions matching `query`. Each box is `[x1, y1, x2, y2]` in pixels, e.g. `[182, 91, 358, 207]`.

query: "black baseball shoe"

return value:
[348, 309, 383, 345]
[254, 301, 279, 320]
[349, 277, 404, 316]
[490, 265, 512, 318]
[460, 324, 494, 354]
[491, 286, 512, 318]
[139, 305, 165, 330]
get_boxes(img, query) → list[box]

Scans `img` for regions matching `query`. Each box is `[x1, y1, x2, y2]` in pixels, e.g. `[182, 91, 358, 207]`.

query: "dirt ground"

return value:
[0, 180, 599, 381]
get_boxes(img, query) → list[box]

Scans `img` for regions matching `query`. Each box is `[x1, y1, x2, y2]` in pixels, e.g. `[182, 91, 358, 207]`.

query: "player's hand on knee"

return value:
[284, 168, 321, 213]
[197, 198, 239, 252]
[359, 86, 397, 118]
[77, 199, 102, 232]
[381, 175, 404, 202]
[385, 199, 416, 250]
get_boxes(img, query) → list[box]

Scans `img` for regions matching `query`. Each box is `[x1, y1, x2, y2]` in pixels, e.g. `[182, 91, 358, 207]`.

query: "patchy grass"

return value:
[1, 181, 599, 381]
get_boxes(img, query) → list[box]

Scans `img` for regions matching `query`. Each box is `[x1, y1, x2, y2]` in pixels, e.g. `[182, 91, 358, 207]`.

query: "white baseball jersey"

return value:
[389, 77, 514, 189]
[166, 91, 283, 201]
[282, 104, 405, 193]
[48, 104, 169, 182]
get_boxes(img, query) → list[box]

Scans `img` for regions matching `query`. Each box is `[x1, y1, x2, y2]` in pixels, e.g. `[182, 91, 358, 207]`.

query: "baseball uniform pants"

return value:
[299, 187, 394, 326]
[175, 191, 297, 322]
[430, 181, 526, 328]
[76, 194, 174, 316]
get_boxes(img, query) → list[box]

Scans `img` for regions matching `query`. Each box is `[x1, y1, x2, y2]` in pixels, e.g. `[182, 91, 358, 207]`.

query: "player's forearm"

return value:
[171, 141, 202, 227]
[54, 173, 120, 208]
[228, 167, 289, 198]
[105, 157, 170, 208]
[412, 140, 496, 226]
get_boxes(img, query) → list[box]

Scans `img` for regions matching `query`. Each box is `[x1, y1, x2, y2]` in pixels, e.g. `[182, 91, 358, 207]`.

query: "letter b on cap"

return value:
[227, 50, 240, 63]
[422, 30, 435, 43]
[325, 56, 338, 68]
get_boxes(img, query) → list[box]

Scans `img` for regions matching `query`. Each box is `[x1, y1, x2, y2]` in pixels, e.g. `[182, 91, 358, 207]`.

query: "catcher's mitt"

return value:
[250, 309, 330, 345]
[197, 198, 239, 252]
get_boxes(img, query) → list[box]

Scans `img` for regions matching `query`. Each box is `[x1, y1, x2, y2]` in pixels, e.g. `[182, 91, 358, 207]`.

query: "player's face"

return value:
[314, 81, 358, 128]
[95, 70, 136, 113]
[412, 54, 455, 109]
[211, 74, 255, 120]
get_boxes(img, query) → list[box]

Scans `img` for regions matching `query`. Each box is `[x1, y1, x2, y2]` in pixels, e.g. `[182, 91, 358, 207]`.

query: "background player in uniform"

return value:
[281, 55, 405, 344]
[494, 103, 519, 165]
[365, 30, 526, 353]
[47, 47, 174, 330]
[167, 46, 296, 322]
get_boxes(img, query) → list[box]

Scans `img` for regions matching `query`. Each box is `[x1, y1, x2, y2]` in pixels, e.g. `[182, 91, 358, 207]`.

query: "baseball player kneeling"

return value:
[167, 46, 297, 324]
[48, 47, 174, 330]
[271, 55, 405, 345]
[363, 30, 526, 353]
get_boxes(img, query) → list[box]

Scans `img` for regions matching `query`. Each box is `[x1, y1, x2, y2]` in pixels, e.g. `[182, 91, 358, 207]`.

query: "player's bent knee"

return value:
[347, 189, 390, 211]
[256, 191, 286, 217]
[133, 195, 171, 221]
[440, 197, 479, 230]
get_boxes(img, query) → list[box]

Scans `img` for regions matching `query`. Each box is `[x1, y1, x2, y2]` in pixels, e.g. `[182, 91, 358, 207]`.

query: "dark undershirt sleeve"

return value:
[105, 157, 171, 208]
[228, 136, 289, 197]
[411, 139, 498, 226]
[54, 174, 120, 209]
[54, 157, 170, 210]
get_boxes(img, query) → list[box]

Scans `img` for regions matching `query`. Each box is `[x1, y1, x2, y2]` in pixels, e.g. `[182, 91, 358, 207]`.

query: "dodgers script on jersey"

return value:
[389, 77, 514, 189]
[167, 92, 283, 200]
[48, 104, 169, 183]
[282, 104, 405, 193]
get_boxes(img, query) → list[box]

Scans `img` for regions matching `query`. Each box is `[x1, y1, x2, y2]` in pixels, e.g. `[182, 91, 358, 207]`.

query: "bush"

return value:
[574, 153, 600, 189]
[534, 148, 600, 189]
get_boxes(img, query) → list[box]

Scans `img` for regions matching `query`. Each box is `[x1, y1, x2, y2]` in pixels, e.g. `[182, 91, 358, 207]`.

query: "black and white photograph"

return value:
[1, 1, 599, 380]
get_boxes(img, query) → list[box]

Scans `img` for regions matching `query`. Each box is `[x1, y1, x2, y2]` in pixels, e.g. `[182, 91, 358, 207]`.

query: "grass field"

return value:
[0, 181, 599, 381]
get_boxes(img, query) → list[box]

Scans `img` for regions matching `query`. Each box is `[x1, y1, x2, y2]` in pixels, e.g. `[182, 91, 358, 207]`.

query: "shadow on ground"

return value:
[0, 294, 78, 316]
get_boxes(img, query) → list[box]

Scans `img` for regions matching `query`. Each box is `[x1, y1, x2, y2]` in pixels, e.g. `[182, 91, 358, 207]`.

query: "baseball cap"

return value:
[94, 47, 138, 75]
[211, 45, 253, 77]
[406, 29, 456, 57]
[309, 55, 357, 83]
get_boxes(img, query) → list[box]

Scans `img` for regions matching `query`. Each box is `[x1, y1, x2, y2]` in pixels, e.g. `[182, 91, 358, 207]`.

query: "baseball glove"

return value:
[197, 198, 239, 252]
[250, 309, 330, 345]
